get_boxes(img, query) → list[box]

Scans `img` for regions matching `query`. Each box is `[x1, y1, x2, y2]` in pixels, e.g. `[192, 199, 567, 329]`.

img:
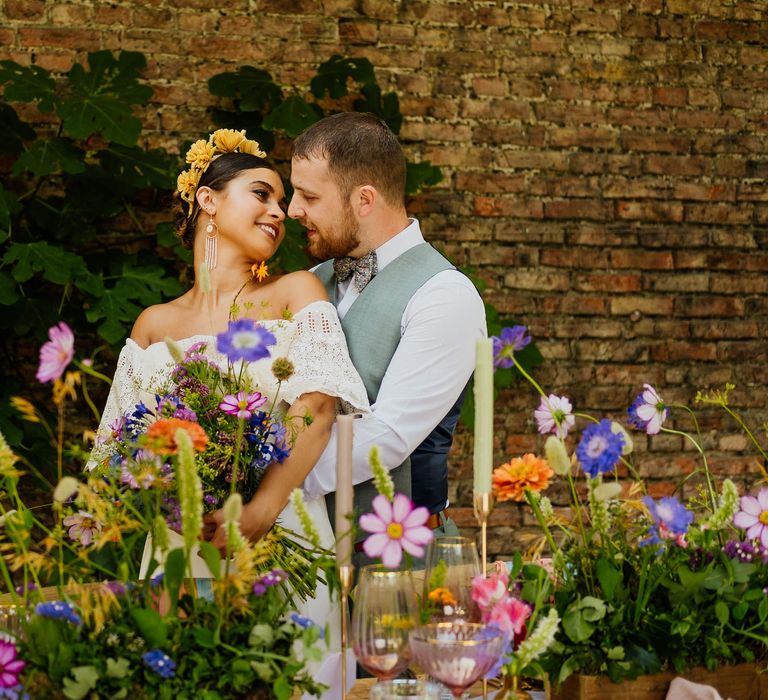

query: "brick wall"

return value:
[2, 0, 767, 558]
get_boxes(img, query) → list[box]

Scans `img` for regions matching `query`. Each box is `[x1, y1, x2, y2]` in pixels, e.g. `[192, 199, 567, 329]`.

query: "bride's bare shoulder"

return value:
[273, 270, 328, 313]
[130, 296, 189, 349]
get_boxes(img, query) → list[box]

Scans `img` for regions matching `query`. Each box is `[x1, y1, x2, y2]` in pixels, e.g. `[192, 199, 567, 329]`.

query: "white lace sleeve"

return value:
[278, 301, 370, 414]
[86, 340, 169, 470]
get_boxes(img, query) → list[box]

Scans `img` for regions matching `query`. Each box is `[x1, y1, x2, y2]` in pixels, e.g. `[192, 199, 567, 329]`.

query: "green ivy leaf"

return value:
[105, 657, 131, 679]
[0, 103, 36, 154]
[262, 96, 322, 138]
[715, 600, 730, 625]
[98, 145, 176, 189]
[57, 50, 153, 145]
[208, 65, 283, 112]
[3, 241, 89, 285]
[0, 270, 19, 305]
[273, 674, 293, 700]
[0, 61, 56, 111]
[84, 286, 142, 344]
[193, 626, 216, 649]
[119, 262, 183, 305]
[129, 607, 168, 648]
[354, 83, 403, 134]
[13, 137, 86, 177]
[208, 109, 276, 152]
[309, 55, 375, 99]
[405, 160, 443, 196]
[62, 665, 99, 700]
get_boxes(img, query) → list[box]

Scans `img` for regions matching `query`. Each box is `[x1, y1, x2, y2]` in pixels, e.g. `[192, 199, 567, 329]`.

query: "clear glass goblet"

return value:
[423, 536, 481, 622]
[369, 678, 443, 699]
[409, 622, 505, 699]
[351, 565, 419, 682]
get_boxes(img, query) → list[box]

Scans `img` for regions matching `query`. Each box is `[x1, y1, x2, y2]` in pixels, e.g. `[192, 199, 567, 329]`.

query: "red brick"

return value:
[674, 296, 745, 317]
[616, 201, 684, 222]
[611, 250, 674, 269]
[650, 342, 718, 362]
[676, 111, 744, 130]
[574, 273, 641, 292]
[540, 249, 610, 268]
[18, 27, 101, 49]
[611, 296, 674, 316]
[4, 0, 45, 19]
[544, 199, 612, 220]
[550, 127, 616, 150]
[685, 203, 753, 225]
[644, 155, 710, 177]
[472, 197, 543, 219]
[622, 132, 691, 153]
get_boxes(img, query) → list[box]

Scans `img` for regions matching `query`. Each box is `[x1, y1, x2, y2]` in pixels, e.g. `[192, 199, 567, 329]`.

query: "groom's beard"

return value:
[306, 201, 361, 260]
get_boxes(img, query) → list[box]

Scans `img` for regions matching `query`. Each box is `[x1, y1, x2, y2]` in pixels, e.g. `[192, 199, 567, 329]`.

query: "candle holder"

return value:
[473, 491, 494, 577]
[338, 563, 355, 700]
[473, 491, 495, 700]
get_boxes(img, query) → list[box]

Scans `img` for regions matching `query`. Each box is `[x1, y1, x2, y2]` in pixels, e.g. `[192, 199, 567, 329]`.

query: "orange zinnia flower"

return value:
[428, 587, 458, 606]
[492, 453, 554, 502]
[145, 418, 208, 455]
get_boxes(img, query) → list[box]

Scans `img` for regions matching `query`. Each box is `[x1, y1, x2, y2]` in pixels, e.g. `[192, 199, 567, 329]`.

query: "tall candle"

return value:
[335, 414, 354, 567]
[473, 337, 494, 494]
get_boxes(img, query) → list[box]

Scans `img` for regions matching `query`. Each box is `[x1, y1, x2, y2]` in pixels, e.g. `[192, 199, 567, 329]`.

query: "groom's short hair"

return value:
[292, 112, 406, 208]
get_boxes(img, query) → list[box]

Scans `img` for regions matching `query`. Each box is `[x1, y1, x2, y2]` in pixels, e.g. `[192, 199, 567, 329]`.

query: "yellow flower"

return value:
[177, 169, 200, 203]
[53, 371, 80, 407]
[211, 128, 246, 152]
[252, 260, 269, 282]
[185, 138, 216, 168]
[239, 138, 266, 157]
[10, 396, 39, 423]
[0, 431, 21, 478]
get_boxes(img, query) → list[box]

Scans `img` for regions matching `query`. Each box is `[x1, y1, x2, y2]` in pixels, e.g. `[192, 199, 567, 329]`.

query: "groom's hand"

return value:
[202, 510, 227, 554]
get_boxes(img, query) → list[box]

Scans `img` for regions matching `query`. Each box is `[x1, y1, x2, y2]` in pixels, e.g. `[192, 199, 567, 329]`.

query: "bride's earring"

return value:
[204, 215, 218, 270]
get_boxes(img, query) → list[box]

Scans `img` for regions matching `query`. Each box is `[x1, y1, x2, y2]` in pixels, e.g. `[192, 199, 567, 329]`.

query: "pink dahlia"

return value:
[359, 493, 433, 568]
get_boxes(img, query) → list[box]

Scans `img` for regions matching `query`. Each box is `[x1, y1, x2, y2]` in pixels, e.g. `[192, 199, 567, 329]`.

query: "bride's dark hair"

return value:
[175, 152, 278, 248]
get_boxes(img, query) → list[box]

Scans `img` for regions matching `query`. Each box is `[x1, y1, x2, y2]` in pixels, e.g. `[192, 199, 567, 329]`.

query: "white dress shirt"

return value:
[303, 219, 487, 499]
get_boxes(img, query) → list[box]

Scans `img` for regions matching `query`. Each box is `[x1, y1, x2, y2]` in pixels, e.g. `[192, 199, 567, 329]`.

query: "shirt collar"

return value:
[373, 218, 423, 272]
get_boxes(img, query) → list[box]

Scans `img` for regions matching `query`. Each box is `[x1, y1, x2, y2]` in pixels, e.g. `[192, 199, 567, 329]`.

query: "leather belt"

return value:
[353, 509, 448, 552]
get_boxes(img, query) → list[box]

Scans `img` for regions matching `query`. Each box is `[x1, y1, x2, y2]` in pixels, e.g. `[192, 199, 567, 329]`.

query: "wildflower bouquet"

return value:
[0, 321, 336, 699]
[489, 326, 768, 687]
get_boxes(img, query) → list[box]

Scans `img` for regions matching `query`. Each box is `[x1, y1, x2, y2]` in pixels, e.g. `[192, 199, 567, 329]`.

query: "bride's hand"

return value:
[203, 504, 273, 555]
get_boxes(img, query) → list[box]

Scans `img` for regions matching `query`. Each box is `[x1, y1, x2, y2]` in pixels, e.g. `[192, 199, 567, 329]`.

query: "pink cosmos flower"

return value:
[359, 493, 433, 568]
[62, 510, 102, 546]
[471, 567, 510, 611]
[0, 638, 25, 688]
[733, 488, 768, 548]
[36, 322, 75, 383]
[534, 394, 575, 439]
[218, 391, 266, 420]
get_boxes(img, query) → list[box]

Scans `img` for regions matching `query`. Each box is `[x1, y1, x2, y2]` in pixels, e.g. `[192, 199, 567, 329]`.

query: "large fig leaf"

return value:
[0, 61, 56, 111]
[309, 55, 375, 99]
[208, 65, 282, 112]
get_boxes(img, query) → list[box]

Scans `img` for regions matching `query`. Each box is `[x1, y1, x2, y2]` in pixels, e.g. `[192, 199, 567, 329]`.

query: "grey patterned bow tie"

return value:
[333, 250, 378, 293]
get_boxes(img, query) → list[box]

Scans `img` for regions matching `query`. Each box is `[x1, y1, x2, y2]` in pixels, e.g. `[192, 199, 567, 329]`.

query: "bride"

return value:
[91, 129, 366, 698]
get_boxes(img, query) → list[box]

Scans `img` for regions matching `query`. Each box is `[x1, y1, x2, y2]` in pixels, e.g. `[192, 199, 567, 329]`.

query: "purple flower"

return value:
[491, 325, 531, 369]
[0, 640, 24, 689]
[142, 649, 176, 678]
[733, 488, 768, 548]
[575, 419, 624, 478]
[62, 511, 102, 546]
[0, 684, 28, 700]
[627, 384, 668, 435]
[216, 319, 276, 363]
[534, 394, 575, 439]
[252, 568, 287, 596]
[723, 540, 759, 563]
[359, 493, 434, 568]
[641, 496, 693, 547]
[36, 322, 74, 383]
[34, 601, 81, 625]
[219, 390, 267, 420]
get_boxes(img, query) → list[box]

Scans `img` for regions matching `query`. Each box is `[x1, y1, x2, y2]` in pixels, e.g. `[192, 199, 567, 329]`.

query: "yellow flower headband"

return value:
[177, 129, 267, 205]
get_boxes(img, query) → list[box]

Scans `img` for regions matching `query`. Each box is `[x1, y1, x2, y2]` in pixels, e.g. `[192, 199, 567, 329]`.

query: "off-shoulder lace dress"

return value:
[91, 300, 365, 699]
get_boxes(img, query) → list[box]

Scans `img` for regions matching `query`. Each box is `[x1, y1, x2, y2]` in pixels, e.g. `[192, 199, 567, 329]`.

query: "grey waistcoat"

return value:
[315, 242, 455, 536]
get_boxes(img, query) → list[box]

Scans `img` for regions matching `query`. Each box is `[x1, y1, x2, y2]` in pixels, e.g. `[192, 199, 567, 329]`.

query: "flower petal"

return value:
[403, 525, 434, 546]
[740, 496, 761, 516]
[391, 493, 413, 523]
[359, 513, 387, 534]
[402, 505, 429, 528]
[733, 511, 757, 529]
[362, 532, 389, 559]
[371, 494, 393, 523]
[380, 539, 403, 569]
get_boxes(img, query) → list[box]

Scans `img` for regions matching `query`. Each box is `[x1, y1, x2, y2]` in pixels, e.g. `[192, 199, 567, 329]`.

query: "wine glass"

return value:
[369, 678, 443, 699]
[423, 536, 481, 622]
[409, 622, 505, 699]
[351, 565, 419, 682]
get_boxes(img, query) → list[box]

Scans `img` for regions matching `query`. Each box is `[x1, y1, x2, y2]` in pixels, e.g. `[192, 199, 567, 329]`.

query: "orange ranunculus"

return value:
[492, 453, 554, 502]
[428, 587, 458, 606]
[145, 418, 208, 455]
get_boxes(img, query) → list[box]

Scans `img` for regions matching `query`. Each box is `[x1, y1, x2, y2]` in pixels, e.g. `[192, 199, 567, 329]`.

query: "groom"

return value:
[288, 112, 486, 547]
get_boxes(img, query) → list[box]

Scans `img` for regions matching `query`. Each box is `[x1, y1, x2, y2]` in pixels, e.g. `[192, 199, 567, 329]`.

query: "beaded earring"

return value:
[204, 216, 218, 270]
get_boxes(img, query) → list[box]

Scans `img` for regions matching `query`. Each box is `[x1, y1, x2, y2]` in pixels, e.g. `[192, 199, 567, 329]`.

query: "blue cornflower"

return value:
[150, 572, 164, 587]
[142, 649, 176, 679]
[290, 612, 325, 639]
[216, 319, 276, 363]
[35, 600, 81, 625]
[575, 419, 624, 478]
[491, 325, 532, 369]
[641, 496, 693, 547]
